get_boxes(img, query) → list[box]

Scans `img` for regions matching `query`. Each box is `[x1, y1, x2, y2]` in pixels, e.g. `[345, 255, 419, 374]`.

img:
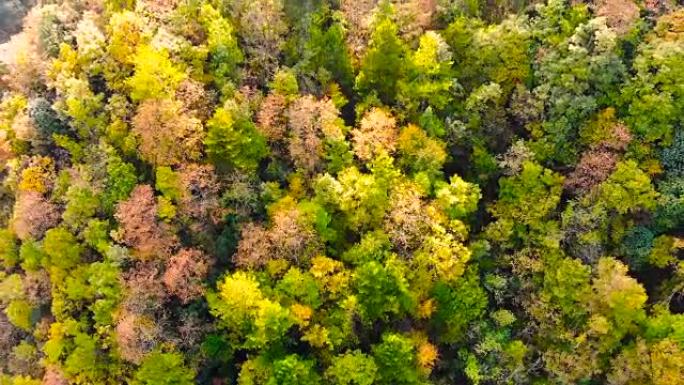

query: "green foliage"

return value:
[598, 160, 658, 214]
[303, 11, 354, 91]
[132, 351, 194, 385]
[103, 151, 138, 211]
[18, 241, 45, 271]
[205, 105, 268, 172]
[155, 166, 181, 201]
[200, 3, 243, 93]
[0, 228, 18, 269]
[5, 300, 34, 331]
[432, 268, 488, 343]
[542, 257, 591, 325]
[43, 227, 83, 270]
[269, 354, 320, 385]
[662, 131, 684, 177]
[487, 161, 563, 246]
[270, 68, 299, 97]
[353, 260, 414, 323]
[62, 186, 100, 230]
[434, 175, 481, 219]
[326, 351, 378, 385]
[397, 124, 447, 178]
[372, 333, 421, 385]
[625, 10, 684, 144]
[399, 31, 454, 115]
[355, 12, 407, 105]
[29, 98, 66, 138]
[620, 226, 655, 269]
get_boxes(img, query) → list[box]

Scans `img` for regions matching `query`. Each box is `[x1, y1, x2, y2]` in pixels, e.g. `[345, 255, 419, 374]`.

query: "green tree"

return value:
[353, 260, 414, 323]
[269, 354, 320, 385]
[0, 229, 18, 269]
[132, 351, 194, 385]
[598, 160, 658, 215]
[43, 227, 83, 271]
[355, 10, 407, 105]
[199, 4, 243, 94]
[431, 268, 488, 343]
[326, 351, 378, 385]
[372, 333, 421, 385]
[205, 104, 268, 172]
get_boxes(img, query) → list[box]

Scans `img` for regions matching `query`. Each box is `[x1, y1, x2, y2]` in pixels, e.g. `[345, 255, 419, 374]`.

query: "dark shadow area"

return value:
[0, 0, 36, 43]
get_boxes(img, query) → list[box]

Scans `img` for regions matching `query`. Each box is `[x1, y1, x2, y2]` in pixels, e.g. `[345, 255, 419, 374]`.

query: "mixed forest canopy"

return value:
[0, 0, 684, 384]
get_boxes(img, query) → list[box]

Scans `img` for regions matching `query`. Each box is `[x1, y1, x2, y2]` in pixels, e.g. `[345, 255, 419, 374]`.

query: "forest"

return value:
[0, 0, 683, 384]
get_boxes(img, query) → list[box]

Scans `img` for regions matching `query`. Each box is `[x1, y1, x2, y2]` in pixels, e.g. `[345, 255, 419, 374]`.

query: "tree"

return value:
[115, 312, 162, 364]
[396, 124, 447, 178]
[399, 31, 454, 115]
[131, 99, 203, 166]
[199, 3, 243, 93]
[127, 45, 186, 102]
[205, 103, 268, 172]
[286, 95, 345, 173]
[132, 351, 194, 385]
[355, 11, 408, 105]
[12, 191, 59, 241]
[487, 161, 564, 246]
[226, 0, 288, 82]
[597, 160, 658, 215]
[326, 351, 378, 385]
[209, 271, 294, 349]
[42, 227, 82, 271]
[624, 10, 684, 145]
[431, 268, 488, 343]
[270, 354, 321, 385]
[372, 333, 422, 385]
[315, 165, 391, 232]
[114, 185, 177, 260]
[353, 260, 414, 323]
[0, 229, 18, 269]
[162, 248, 212, 304]
[565, 149, 618, 195]
[351, 108, 399, 162]
[590, 257, 647, 341]
[302, 11, 355, 91]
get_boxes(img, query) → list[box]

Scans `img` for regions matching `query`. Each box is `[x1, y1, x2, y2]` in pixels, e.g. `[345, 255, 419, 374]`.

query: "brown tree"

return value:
[42, 366, 68, 385]
[12, 191, 60, 241]
[351, 108, 399, 161]
[177, 164, 222, 224]
[175, 78, 216, 121]
[115, 311, 162, 364]
[257, 92, 288, 141]
[286, 95, 344, 173]
[227, 0, 287, 82]
[565, 149, 618, 195]
[288, 97, 323, 172]
[269, 205, 320, 263]
[163, 248, 212, 304]
[114, 185, 177, 260]
[23, 270, 51, 307]
[384, 183, 430, 254]
[233, 205, 320, 267]
[0, 311, 21, 373]
[131, 99, 204, 167]
[340, 0, 379, 62]
[121, 261, 168, 315]
[233, 222, 272, 269]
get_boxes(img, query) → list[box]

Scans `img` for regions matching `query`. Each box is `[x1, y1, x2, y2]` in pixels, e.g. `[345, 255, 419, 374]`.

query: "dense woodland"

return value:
[0, 0, 683, 384]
